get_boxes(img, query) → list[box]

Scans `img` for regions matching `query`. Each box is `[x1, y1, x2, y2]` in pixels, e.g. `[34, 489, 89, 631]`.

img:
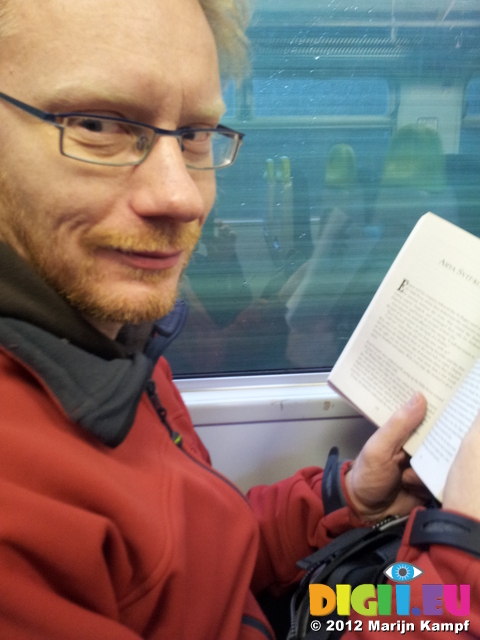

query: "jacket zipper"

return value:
[146, 379, 274, 640]
[145, 379, 249, 504]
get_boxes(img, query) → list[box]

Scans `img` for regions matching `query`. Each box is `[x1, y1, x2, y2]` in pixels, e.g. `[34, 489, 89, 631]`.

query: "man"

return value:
[0, 0, 478, 639]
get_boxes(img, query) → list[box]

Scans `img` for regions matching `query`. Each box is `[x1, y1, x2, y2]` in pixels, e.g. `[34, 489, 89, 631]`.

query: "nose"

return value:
[128, 135, 212, 223]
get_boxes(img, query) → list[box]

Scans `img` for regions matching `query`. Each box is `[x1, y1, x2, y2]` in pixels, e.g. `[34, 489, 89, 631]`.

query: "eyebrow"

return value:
[44, 85, 226, 122]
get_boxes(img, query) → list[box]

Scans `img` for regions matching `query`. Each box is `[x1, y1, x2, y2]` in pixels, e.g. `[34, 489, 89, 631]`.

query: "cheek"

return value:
[29, 168, 127, 235]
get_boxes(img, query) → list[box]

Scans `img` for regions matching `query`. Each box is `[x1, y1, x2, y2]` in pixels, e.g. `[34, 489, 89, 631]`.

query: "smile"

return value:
[105, 247, 183, 271]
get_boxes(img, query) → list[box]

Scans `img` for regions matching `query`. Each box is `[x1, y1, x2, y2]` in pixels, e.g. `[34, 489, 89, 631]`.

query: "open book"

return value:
[328, 213, 480, 501]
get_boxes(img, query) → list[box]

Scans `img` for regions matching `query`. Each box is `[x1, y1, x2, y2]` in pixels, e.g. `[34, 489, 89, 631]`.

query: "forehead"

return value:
[0, 0, 222, 118]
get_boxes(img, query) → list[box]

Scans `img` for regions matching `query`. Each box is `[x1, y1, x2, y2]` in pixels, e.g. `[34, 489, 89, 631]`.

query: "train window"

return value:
[166, 0, 480, 380]
[222, 81, 236, 117]
[252, 77, 389, 117]
[466, 77, 480, 114]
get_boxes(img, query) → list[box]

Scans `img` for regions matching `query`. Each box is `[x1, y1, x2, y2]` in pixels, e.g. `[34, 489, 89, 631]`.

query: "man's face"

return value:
[0, 0, 223, 337]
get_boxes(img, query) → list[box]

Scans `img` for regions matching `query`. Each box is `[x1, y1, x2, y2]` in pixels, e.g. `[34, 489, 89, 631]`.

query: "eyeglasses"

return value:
[0, 90, 244, 170]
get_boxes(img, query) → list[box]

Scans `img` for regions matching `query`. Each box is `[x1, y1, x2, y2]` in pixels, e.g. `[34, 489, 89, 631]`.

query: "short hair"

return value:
[199, 0, 250, 81]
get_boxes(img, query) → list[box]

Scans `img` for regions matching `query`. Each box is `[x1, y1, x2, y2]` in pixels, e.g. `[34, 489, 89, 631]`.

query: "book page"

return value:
[328, 213, 480, 455]
[411, 357, 480, 501]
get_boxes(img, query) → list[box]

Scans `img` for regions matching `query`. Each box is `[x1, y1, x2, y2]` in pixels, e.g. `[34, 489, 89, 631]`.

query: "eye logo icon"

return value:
[309, 559, 470, 618]
[384, 562, 424, 582]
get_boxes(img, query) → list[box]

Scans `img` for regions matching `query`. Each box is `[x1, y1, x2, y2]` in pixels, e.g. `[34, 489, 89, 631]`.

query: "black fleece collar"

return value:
[0, 242, 126, 359]
[0, 242, 188, 447]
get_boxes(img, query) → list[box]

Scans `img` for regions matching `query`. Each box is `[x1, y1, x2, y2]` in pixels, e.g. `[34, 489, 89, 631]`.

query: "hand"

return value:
[344, 393, 429, 523]
[204, 221, 237, 262]
[443, 411, 480, 520]
[321, 206, 349, 242]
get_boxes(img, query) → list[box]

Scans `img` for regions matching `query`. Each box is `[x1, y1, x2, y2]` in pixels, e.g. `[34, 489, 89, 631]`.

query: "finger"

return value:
[443, 410, 480, 516]
[401, 466, 424, 487]
[401, 468, 432, 500]
[460, 409, 480, 446]
[379, 392, 427, 452]
[389, 491, 429, 516]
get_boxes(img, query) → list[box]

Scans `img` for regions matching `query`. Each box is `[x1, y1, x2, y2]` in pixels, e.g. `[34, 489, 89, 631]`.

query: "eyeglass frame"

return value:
[0, 90, 245, 170]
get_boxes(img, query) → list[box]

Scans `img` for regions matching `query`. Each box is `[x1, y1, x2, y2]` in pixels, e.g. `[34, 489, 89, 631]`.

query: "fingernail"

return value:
[408, 392, 421, 408]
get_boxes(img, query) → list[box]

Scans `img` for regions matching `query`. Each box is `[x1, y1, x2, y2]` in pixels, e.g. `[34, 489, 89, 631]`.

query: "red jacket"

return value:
[1, 340, 479, 640]
[0, 332, 366, 640]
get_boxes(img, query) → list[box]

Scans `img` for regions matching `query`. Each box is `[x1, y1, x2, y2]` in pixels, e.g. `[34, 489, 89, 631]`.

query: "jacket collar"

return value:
[0, 242, 126, 359]
[0, 242, 189, 447]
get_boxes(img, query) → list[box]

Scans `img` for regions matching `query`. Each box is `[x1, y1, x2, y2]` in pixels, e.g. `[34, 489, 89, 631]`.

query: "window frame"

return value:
[176, 371, 357, 428]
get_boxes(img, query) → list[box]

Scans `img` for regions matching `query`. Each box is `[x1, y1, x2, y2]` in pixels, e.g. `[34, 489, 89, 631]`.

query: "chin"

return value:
[67, 281, 179, 326]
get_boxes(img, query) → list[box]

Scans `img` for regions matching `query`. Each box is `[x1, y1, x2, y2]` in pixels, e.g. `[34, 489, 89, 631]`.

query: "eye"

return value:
[66, 116, 133, 136]
[77, 117, 105, 132]
[180, 129, 213, 161]
[384, 562, 424, 582]
[70, 116, 116, 133]
[182, 129, 212, 144]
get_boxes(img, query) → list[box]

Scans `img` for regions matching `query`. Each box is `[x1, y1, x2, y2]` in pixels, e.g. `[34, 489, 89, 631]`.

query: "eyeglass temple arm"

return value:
[0, 91, 56, 123]
[0, 90, 245, 142]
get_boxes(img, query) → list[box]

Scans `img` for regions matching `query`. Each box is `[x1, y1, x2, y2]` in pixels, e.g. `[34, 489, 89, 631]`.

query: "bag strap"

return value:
[297, 515, 407, 572]
[321, 447, 347, 516]
[297, 526, 370, 572]
[410, 509, 480, 558]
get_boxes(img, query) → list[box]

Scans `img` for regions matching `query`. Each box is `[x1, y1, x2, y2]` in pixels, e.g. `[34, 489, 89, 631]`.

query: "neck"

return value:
[83, 315, 123, 341]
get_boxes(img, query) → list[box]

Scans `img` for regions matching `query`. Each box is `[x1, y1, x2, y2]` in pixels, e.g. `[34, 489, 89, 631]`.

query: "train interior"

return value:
[163, 0, 480, 492]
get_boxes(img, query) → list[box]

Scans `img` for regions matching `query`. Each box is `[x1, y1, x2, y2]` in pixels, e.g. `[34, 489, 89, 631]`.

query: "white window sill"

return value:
[176, 372, 359, 427]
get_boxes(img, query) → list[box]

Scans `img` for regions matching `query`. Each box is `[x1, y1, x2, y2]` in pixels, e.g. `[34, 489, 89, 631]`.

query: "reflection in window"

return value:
[466, 77, 480, 115]
[165, 1, 480, 377]
[253, 77, 389, 117]
[222, 81, 236, 117]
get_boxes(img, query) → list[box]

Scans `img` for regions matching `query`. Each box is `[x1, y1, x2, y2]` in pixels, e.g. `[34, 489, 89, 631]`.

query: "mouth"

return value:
[102, 247, 184, 271]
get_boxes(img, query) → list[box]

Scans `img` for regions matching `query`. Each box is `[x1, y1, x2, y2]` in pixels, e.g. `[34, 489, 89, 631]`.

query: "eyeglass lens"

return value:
[60, 116, 237, 168]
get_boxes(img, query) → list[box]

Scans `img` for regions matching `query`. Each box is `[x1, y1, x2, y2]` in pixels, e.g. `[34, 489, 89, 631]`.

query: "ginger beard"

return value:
[0, 173, 202, 325]
[64, 223, 201, 324]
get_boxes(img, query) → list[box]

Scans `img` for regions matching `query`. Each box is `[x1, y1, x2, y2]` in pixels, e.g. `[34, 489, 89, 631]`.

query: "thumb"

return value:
[378, 393, 427, 453]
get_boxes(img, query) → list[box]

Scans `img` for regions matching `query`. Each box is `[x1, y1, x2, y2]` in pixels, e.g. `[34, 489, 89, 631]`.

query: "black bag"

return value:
[287, 509, 480, 640]
[287, 515, 407, 640]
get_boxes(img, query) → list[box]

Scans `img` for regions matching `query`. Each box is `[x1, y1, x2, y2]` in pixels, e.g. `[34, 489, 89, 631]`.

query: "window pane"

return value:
[466, 77, 480, 115]
[253, 77, 389, 117]
[221, 81, 236, 118]
[165, 0, 480, 377]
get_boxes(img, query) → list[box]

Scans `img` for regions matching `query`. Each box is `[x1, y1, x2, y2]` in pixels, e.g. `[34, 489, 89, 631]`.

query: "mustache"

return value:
[83, 221, 202, 253]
